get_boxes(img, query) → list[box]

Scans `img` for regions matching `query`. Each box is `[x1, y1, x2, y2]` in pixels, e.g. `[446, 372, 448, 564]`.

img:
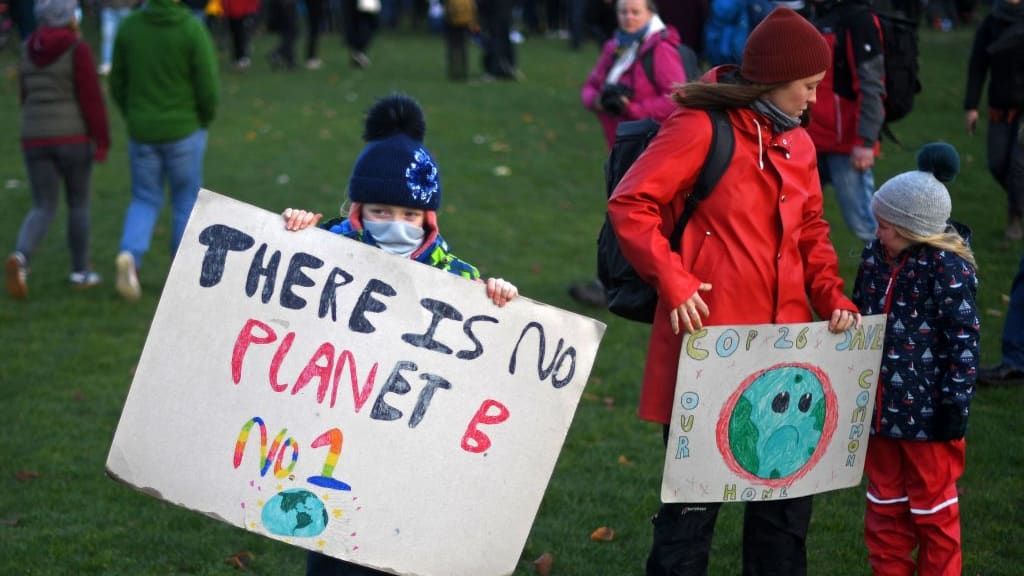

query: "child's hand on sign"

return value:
[485, 277, 518, 307]
[282, 208, 323, 231]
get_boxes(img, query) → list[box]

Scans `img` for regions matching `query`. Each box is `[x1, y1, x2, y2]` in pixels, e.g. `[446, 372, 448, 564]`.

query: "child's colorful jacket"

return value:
[852, 227, 979, 441]
[320, 211, 480, 280]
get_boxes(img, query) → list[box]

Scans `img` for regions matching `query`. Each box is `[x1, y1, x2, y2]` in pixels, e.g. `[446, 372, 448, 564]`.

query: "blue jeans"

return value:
[1004, 255, 1024, 368]
[818, 152, 877, 242]
[120, 129, 207, 267]
[100, 7, 133, 68]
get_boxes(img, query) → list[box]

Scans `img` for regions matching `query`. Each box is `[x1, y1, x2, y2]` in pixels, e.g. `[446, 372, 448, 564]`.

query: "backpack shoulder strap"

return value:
[640, 29, 673, 87]
[668, 108, 734, 249]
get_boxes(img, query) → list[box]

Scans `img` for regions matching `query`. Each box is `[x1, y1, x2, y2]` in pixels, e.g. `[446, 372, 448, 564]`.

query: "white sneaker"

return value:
[98, 63, 111, 76]
[6, 251, 27, 300]
[69, 270, 102, 289]
[115, 251, 141, 301]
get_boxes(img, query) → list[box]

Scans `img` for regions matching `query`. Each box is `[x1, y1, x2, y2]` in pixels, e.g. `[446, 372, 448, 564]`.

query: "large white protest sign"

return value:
[661, 317, 884, 503]
[106, 190, 606, 576]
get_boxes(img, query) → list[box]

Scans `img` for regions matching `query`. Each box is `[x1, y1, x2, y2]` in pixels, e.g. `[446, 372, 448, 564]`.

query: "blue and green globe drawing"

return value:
[717, 363, 838, 484]
[261, 488, 328, 537]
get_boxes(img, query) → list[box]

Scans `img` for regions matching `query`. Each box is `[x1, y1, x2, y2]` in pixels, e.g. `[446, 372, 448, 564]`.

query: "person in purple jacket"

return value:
[581, 0, 688, 149]
[571, 0, 688, 307]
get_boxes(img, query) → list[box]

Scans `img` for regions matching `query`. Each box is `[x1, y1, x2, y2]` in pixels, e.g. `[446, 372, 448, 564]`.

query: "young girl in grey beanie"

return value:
[851, 142, 978, 576]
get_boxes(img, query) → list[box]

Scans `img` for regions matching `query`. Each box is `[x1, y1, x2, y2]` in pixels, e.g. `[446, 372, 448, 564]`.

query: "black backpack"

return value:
[875, 11, 921, 124]
[597, 109, 734, 323]
[641, 31, 703, 86]
[835, 6, 921, 126]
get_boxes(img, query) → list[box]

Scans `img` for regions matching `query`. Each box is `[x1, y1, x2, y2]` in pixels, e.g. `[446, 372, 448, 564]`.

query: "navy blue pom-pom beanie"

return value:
[348, 94, 441, 211]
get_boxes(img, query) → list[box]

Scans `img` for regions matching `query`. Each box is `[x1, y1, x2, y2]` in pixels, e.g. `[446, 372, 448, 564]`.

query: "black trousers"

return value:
[444, 23, 470, 80]
[646, 426, 813, 576]
[342, 0, 378, 53]
[227, 16, 250, 62]
[306, 0, 326, 60]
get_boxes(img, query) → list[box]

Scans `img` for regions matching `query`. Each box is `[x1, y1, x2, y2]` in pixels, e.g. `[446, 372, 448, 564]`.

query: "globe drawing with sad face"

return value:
[717, 363, 838, 484]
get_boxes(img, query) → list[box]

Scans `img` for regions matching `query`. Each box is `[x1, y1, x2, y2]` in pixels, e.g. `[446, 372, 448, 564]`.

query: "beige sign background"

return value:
[662, 317, 885, 503]
[107, 190, 606, 576]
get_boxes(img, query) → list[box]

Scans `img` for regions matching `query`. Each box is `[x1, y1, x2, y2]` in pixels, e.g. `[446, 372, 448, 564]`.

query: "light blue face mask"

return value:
[363, 220, 425, 257]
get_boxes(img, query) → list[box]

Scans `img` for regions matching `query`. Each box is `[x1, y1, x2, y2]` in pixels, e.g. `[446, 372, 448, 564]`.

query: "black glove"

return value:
[599, 83, 633, 116]
[933, 399, 968, 440]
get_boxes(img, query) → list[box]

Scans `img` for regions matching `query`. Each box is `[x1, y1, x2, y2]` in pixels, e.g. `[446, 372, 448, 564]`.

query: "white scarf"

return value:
[605, 14, 667, 85]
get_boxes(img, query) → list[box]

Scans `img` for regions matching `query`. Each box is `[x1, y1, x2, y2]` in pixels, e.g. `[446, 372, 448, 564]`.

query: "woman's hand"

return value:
[827, 309, 861, 333]
[282, 208, 323, 231]
[965, 109, 979, 135]
[485, 277, 518, 307]
[669, 283, 712, 335]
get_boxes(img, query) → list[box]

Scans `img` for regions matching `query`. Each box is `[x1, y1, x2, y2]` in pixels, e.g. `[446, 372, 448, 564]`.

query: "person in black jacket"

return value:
[964, 0, 1024, 240]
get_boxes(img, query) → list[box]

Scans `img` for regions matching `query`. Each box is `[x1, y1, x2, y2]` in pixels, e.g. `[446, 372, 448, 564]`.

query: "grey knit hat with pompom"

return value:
[871, 142, 960, 236]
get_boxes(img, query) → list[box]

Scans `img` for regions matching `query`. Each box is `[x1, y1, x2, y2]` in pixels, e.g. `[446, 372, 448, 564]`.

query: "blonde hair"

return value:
[892, 223, 977, 269]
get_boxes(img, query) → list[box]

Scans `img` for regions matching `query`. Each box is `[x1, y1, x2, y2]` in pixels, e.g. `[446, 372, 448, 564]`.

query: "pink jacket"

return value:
[581, 25, 688, 149]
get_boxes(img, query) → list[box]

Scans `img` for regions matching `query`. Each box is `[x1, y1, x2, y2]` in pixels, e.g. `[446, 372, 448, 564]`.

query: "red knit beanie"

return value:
[740, 7, 831, 85]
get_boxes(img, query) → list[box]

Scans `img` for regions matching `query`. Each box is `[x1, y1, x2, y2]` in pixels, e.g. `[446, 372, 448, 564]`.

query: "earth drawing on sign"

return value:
[716, 363, 838, 486]
[261, 488, 329, 537]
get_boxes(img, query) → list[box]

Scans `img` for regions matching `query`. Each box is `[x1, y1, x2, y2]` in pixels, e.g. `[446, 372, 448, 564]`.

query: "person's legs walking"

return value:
[165, 129, 207, 257]
[9, 146, 60, 298]
[16, 147, 61, 265]
[120, 139, 165, 267]
[306, 0, 325, 65]
[1002, 255, 1024, 367]
[1005, 117, 1024, 239]
[58, 142, 95, 277]
[822, 153, 877, 242]
[986, 118, 1021, 239]
[100, 7, 116, 72]
[980, 254, 1024, 384]
[117, 139, 164, 300]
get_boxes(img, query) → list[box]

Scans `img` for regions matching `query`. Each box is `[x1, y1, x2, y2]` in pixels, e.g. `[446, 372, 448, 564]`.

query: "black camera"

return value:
[600, 83, 634, 116]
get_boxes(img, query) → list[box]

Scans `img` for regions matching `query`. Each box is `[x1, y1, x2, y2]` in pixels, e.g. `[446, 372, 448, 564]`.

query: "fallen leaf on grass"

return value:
[0, 516, 21, 526]
[72, 390, 86, 402]
[1002, 293, 1011, 305]
[225, 550, 254, 570]
[986, 308, 1004, 318]
[15, 470, 40, 482]
[532, 552, 553, 575]
[603, 396, 616, 409]
[617, 454, 634, 466]
[581, 392, 600, 402]
[590, 526, 615, 541]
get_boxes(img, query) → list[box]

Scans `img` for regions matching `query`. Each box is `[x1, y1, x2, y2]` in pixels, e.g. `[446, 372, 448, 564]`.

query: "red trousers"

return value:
[864, 436, 966, 576]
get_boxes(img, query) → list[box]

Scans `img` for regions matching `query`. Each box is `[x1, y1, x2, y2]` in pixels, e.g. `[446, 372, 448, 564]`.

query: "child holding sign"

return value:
[284, 93, 518, 576]
[852, 142, 978, 576]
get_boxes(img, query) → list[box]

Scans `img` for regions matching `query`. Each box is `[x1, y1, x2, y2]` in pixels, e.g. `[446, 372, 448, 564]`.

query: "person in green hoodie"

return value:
[109, 0, 219, 302]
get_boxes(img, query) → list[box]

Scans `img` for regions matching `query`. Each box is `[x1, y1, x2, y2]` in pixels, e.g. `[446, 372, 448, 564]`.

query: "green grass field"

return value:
[1, 15, 1022, 576]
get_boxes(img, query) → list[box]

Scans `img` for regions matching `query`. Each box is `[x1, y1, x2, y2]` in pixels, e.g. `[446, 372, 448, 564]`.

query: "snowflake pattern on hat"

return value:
[406, 148, 439, 205]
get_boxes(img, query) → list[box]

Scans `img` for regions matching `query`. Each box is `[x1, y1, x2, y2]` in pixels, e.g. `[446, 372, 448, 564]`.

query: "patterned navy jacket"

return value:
[852, 232, 979, 441]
